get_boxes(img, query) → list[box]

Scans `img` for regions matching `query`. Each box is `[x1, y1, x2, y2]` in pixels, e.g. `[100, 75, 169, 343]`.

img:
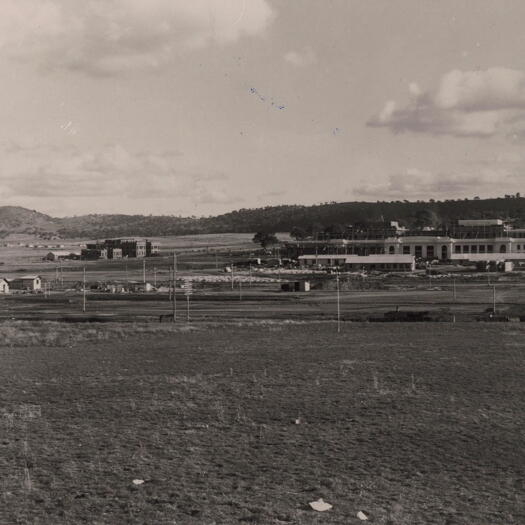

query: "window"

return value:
[403, 246, 411, 255]
[471, 245, 477, 254]
[479, 245, 486, 253]
[487, 245, 494, 253]
[426, 246, 435, 259]
[389, 246, 395, 254]
[463, 245, 470, 253]
[415, 246, 422, 258]
[454, 245, 461, 254]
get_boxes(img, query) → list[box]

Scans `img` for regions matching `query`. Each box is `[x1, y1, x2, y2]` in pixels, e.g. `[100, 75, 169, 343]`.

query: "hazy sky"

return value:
[1, 0, 525, 217]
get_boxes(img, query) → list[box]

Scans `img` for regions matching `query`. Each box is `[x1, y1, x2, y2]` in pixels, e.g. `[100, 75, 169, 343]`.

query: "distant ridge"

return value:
[1, 196, 525, 239]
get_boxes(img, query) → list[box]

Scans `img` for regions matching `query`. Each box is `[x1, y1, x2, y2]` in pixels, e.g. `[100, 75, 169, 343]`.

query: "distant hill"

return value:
[2, 196, 525, 239]
[0, 206, 60, 238]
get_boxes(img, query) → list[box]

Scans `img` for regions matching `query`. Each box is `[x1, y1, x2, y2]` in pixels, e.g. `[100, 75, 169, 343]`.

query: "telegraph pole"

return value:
[82, 267, 86, 313]
[173, 252, 177, 322]
[168, 266, 173, 302]
[336, 271, 341, 333]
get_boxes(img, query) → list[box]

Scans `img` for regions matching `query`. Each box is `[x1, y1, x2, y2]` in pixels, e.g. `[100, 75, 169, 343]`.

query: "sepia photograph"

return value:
[0, 1, 524, 523]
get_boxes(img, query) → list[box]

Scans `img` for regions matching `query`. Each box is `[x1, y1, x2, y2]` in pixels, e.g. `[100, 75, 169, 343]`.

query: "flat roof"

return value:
[299, 254, 414, 263]
[451, 253, 525, 261]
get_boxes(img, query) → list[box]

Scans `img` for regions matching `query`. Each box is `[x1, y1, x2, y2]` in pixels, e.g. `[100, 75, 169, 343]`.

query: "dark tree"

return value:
[290, 226, 308, 240]
[253, 232, 279, 249]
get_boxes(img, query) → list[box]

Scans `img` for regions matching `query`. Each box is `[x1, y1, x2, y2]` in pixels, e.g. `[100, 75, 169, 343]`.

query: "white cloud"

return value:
[368, 67, 525, 138]
[0, 142, 231, 204]
[284, 48, 316, 67]
[354, 165, 524, 200]
[0, 0, 274, 75]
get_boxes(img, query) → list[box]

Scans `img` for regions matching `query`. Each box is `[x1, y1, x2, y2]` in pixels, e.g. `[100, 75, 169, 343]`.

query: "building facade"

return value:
[285, 219, 525, 263]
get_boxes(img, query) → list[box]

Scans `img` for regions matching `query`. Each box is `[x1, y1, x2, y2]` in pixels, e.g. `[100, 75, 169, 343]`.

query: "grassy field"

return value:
[0, 322, 523, 524]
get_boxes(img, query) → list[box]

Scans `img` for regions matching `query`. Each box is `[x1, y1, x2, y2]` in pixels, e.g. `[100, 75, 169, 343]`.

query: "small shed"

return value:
[9, 275, 42, 292]
[0, 278, 9, 294]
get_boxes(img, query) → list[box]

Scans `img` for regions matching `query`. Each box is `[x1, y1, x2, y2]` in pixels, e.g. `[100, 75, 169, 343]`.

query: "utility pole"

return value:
[168, 266, 172, 302]
[493, 285, 496, 314]
[143, 259, 146, 284]
[336, 271, 341, 333]
[173, 252, 177, 322]
[82, 267, 86, 313]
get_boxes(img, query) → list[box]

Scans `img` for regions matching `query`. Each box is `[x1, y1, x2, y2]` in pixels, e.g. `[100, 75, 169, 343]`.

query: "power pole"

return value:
[173, 252, 177, 322]
[493, 285, 496, 314]
[168, 266, 173, 302]
[336, 271, 341, 333]
[143, 259, 146, 284]
[82, 266, 86, 313]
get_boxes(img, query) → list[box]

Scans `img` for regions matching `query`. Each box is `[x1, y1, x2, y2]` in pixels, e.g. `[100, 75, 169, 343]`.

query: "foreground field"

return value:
[1, 322, 524, 524]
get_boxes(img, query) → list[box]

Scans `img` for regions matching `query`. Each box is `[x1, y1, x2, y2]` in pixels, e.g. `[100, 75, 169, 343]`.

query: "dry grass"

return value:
[0, 320, 198, 347]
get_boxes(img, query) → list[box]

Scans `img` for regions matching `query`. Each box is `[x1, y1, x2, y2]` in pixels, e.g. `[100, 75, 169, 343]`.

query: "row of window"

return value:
[453, 245, 506, 254]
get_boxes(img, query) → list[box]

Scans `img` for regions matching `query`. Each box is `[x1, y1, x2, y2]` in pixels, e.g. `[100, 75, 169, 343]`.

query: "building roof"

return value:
[299, 254, 415, 263]
[457, 219, 503, 226]
[451, 253, 525, 262]
[48, 250, 81, 256]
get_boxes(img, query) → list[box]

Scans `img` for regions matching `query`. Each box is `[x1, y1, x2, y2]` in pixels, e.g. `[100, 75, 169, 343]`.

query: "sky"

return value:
[1, 0, 525, 217]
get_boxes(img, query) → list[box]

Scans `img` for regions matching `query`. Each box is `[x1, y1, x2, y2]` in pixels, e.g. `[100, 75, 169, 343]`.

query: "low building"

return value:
[44, 250, 81, 261]
[81, 248, 108, 260]
[146, 241, 160, 257]
[281, 281, 311, 292]
[0, 278, 9, 293]
[9, 275, 42, 291]
[299, 254, 416, 272]
[107, 247, 123, 259]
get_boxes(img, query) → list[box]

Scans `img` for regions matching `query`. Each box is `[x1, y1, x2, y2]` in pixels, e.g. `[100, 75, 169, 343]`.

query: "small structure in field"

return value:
[281, 281, 311, 292]
[44, 250, 81, 261]
[9, 275, 42, 292]
[0, 278, 9, 293]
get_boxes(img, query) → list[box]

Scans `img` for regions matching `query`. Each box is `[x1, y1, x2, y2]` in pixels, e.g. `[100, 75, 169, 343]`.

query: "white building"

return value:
[299, 254, 416, 271]
[0, 278, 9, 293]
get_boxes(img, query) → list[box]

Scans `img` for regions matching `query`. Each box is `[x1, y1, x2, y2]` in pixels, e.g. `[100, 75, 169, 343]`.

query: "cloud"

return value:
[368, 67, 525, 138]
[284, 48, 316, 67]
[0, 142, 233, 205]
[0, 0, 274, 75]
[354, 166, 524, 201]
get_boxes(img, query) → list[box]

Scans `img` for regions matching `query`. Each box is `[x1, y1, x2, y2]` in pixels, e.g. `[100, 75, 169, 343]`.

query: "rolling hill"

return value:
[1, 196, 525, 239]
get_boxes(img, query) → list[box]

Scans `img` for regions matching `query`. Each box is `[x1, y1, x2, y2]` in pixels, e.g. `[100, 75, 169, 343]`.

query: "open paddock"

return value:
[0, 322, 523, 524]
